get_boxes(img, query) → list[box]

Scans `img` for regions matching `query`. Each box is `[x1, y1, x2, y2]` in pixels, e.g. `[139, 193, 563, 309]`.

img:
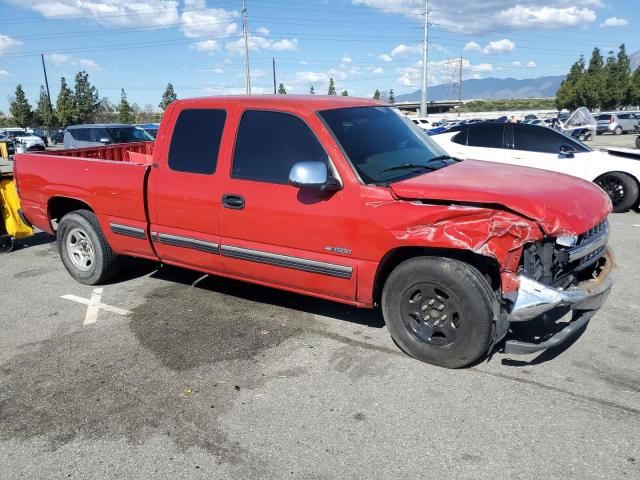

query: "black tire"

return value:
[595, 172, 640, 213]
[614, 126, 623, 135]
[635, 136, 640, 149]
[382, 257, 495, 368]
[57, 210, 121, 284]
[578, 134, 587, 142]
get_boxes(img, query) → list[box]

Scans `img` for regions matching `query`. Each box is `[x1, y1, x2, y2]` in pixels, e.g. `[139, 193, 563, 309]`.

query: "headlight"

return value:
[556, 234, 578, 247]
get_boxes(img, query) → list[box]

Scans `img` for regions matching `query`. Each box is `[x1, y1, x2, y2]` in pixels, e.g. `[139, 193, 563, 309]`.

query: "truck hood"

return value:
[389, 159, 611, 236]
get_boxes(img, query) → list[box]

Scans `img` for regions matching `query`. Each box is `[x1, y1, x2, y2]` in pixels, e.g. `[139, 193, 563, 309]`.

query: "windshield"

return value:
[105, 127, 153, 143]
[319, 106, 455, 184]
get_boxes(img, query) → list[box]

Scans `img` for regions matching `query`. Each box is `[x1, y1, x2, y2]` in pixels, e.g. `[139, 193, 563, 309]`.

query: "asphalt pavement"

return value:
[0, 207, 639, 479]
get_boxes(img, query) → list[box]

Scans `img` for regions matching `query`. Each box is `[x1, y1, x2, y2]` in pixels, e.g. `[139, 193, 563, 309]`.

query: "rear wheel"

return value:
[636, 136, 640, 149]
[382, 257, 495, 368]
[595, 172, 639, 213]
[614, 126, 623, 135]
[57, 210, 121, 284]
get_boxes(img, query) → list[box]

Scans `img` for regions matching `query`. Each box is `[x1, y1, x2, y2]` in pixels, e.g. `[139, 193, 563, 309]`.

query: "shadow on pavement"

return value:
[148, 264, 386, 329]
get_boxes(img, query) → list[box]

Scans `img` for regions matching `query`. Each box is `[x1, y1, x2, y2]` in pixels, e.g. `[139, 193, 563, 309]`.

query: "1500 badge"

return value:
[324, 246, 352, 255]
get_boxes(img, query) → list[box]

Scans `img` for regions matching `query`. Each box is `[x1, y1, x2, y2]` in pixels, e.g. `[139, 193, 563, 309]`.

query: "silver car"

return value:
[596, 112, 639, 135]
[63, 124, 153, 149]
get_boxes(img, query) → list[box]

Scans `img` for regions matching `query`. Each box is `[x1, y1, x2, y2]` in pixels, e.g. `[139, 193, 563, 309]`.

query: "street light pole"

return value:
[419, 0, 429, 117]
[242, 0, 251, 94]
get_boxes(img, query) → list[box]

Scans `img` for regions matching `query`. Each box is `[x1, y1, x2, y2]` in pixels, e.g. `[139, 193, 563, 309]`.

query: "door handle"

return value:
[222, 193, 245, 210]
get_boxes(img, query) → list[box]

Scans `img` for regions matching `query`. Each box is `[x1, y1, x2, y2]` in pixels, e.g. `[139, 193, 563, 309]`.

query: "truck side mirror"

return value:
[289, 161, 341, 191]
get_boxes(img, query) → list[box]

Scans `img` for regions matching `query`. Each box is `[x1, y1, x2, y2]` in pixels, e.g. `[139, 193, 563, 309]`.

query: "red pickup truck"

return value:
[15, 96, 614, 368]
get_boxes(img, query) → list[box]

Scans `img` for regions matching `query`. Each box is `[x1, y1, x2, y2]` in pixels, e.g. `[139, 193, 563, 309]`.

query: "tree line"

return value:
[4, 73, 178, 129]
[556, 44, 640, 110]
[277, 77, 395, 102]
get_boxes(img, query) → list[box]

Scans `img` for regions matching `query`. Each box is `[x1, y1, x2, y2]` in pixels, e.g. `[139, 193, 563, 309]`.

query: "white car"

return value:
[1, 129, 46, 152]
[432, 121, 640, 212]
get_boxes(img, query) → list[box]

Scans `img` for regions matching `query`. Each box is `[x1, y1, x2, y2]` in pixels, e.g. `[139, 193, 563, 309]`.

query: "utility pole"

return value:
[242, 0, 251, 94]
[40, 53, 54, 134]
[458, 55, 463, 117]
[419, 0, 429, 117]
[272, 57, 277, 94]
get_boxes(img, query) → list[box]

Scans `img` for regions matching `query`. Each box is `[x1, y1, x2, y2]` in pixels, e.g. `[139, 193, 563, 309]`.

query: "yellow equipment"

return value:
[1, 177, 34, 252]
[0, 141, 10, 160]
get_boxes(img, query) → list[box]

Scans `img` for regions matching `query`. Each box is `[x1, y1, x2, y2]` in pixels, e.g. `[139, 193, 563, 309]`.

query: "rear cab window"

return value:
[168, 109, 227, 174]
[232, 110, 328, 184]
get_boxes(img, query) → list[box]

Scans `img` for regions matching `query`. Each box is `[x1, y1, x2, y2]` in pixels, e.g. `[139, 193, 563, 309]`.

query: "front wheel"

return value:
[57, 210, 121, 284]
[382, 257, 495, 368]
[614, 126, 623, 135]
[595, 172, 639, 213]
[635, 136, 640, 149]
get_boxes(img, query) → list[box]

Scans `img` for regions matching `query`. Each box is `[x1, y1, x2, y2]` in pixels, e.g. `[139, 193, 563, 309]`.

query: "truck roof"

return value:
[173, 95, 384, 112]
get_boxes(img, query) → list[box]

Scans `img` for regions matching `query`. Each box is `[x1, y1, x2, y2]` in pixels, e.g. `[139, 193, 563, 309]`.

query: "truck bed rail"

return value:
[52, 141, 154, 163]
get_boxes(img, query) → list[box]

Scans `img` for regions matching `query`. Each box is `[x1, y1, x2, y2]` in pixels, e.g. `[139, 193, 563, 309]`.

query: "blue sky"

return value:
[0, 0, 638, 111]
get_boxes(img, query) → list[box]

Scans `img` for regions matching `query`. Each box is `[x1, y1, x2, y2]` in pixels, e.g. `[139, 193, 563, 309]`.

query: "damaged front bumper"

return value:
[503, 250, 615, 355]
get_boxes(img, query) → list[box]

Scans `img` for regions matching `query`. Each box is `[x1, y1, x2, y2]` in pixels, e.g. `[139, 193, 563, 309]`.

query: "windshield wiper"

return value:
[427, 154, 460, 162]
[378, 164, 437, 175]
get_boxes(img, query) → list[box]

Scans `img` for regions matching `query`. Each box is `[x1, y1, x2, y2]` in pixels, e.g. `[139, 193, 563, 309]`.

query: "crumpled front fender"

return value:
[390, 204, 545, 294]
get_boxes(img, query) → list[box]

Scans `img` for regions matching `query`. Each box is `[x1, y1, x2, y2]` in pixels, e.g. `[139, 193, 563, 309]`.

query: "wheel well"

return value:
[372, 247, 501, 306]
[48, 197, 93, 228]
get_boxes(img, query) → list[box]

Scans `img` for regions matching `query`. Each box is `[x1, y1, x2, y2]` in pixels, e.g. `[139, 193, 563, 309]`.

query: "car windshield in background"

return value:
[319, 106, 455, 185]
[105, 127, 153, 143]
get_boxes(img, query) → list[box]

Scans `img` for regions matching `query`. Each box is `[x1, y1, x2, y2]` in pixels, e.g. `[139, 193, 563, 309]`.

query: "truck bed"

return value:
[15, 142, 156, 259]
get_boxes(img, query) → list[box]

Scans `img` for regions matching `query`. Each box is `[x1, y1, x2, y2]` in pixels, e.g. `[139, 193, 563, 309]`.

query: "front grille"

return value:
[522, 219, 608, 288]
[578, 220, 608, 246]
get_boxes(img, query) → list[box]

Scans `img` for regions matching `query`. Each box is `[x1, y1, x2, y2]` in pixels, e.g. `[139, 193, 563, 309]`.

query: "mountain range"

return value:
[395, 76, 565, 102]
[397, 49, 639, 102]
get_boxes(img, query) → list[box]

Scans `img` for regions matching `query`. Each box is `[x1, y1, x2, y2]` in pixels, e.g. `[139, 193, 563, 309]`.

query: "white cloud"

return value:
[512, 60, 521, 66]
[11, 0, 179, 28]
[47, 52, 100, 70]
[181, 3, 238, 39]
[0, 34, 22, 55]
[464, 41, 481, 52]
[482, 38, 515, 54]
[0, 70, 10, 76]
[390, 44, 421, 57]
[226, 36, 298, 53]
[294, 71, 328, 83]
[190, 40, 219, 52]
[353, 0, 601, 34]
[396, 58, 493, 88]
[600, 17, 628, 28]
[256, 26, 270, 35]
[496, 5, 596, 29]
[527, 60, 537, 68]
[341, 56, 353, 64]
[465, 39, 515, 54]
[378, 53, 393, 62]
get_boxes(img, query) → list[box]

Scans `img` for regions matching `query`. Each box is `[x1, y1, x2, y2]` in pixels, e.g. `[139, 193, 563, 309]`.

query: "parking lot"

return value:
[1, 206, 639, 478]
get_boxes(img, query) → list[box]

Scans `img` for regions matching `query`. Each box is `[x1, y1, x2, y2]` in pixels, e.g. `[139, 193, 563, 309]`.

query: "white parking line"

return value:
[61, 288, 133, 326]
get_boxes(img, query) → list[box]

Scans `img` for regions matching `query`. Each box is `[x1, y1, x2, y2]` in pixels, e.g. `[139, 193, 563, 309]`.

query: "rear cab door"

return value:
[216, 105, 360, 302]
[147, 103, 228, 273]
